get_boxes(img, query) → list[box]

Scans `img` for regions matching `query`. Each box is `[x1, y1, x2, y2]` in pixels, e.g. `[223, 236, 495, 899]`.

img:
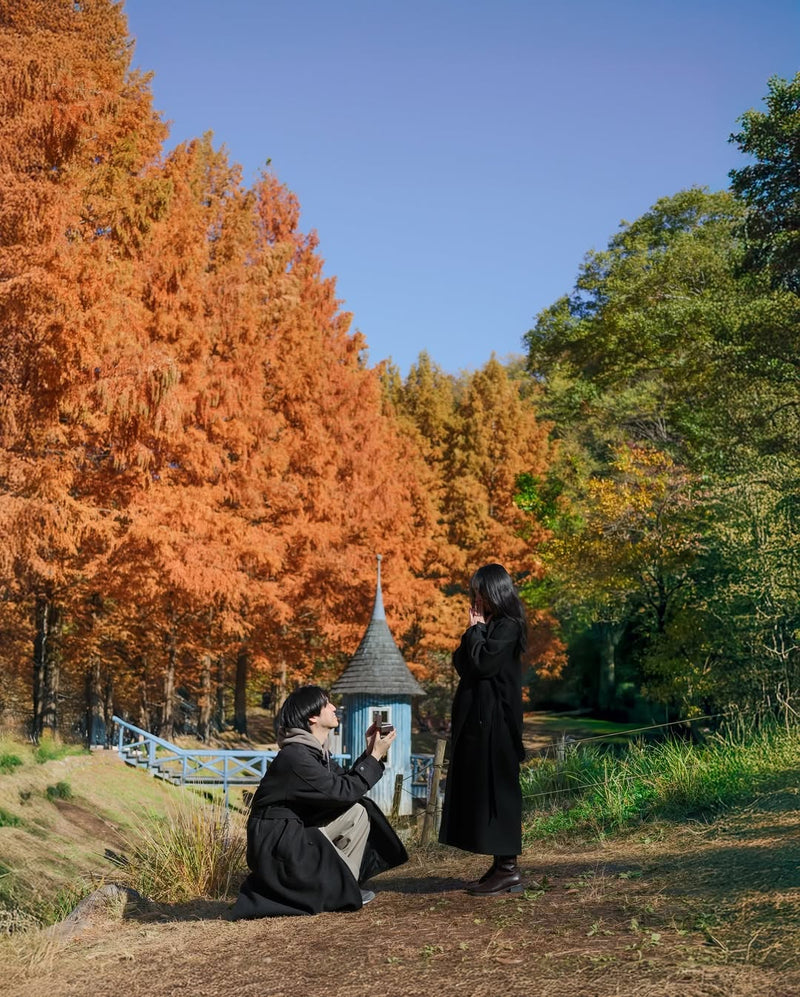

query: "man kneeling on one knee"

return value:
[230, 685, 407, 919]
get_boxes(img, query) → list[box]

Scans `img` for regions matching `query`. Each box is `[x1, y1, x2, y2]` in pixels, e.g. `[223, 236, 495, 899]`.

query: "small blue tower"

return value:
[330, 555, 423, 815]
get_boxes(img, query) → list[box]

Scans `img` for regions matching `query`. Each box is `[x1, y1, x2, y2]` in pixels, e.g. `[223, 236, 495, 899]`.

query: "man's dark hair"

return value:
[277, 685, 329, 732]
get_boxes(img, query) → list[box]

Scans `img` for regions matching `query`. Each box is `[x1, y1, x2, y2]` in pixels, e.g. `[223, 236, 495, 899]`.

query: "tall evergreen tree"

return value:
[0, 0, 168, 736]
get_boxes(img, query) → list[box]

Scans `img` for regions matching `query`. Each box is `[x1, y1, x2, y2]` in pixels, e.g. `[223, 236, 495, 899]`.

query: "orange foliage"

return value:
[385, 354, 563, 684]
[0, 2, 560, 734]
[0, 0, 170, 732]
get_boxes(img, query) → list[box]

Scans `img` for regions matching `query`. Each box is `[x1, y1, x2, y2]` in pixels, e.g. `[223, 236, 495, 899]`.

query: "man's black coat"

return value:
[230, 737, 407, 919]
[438, 616, 525, 856]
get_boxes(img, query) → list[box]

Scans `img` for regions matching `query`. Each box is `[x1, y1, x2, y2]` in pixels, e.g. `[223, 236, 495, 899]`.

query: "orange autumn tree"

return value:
[2, 1, 554, 739]
[446, 357, 564, 678]
[379, 353, 465, 676]
[387, 354, 565, 689]
[0, 4, 270, 738]
[97, 160, 442, 735]
[241, 174, 440, 710]
[96, 135, 273, 738]
[0, 0, 168, 736]
[444, 357, 549, 568]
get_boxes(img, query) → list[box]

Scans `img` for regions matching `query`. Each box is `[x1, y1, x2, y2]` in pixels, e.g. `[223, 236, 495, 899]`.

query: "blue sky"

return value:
[124, 0, 799, 376]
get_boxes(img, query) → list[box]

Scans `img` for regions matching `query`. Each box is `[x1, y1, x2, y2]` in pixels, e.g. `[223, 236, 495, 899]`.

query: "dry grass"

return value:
[0, 744, 186, 927]
[123, 799, 246, 903]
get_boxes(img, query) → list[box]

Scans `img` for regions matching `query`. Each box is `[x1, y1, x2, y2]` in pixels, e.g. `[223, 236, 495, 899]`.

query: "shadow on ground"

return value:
[372, 874, 468, 895]
[139, 898, 233, 921]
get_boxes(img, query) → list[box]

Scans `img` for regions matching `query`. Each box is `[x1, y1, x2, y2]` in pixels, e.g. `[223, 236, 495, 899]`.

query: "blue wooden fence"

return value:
[113, 715, 434, 809]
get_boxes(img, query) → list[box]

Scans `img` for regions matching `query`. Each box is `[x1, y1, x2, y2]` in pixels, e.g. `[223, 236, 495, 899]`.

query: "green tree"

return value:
[729, 72, 800, 292]
[525, 186, 800, 715]
[543, 446, 703, 710]
[526, 187, 745, 468]
[643, 460, 800, 716]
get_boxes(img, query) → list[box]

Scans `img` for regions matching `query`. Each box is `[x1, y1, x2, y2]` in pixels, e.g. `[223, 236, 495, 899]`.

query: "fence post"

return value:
[421, 737, 447, 845]
[391, 773, 404, 819]
[555, 732, 566, 789]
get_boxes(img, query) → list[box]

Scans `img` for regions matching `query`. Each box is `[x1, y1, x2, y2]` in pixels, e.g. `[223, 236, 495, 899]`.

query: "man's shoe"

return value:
[467, 860, 523, 896]
[360, 889, 376, 906]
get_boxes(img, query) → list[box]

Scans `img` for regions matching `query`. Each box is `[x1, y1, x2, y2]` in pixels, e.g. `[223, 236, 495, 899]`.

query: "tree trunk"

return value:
[198, 653, 212, 743]
[85, 657, 105, 747]
[214, 656, 226, 731]
[32, 595, 47, 741]
[594, 620, 622, 712]
[655, 574, 668, 634]
[33, 594, 62, 741]
[275, 660, 288, 721]
[136, 654, 150, 731]
[233, 645, 249, 735]
[41, 601, 62, 739]
[161, 626, 177, 740]
[103, 670, 114, 747]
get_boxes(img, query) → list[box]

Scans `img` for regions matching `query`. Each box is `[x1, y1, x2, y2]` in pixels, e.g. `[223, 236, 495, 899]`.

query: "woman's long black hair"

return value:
[277, 685, 329, 732]
[470, 563, 528, 654]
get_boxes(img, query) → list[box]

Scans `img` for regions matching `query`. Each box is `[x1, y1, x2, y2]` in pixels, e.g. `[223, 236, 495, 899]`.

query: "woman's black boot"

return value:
[467, 857, 523, 896]
[465, 859, 497, 890]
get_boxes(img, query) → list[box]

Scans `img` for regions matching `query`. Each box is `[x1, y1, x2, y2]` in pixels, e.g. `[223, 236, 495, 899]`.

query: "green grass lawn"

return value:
[521, 719, 800, 841]
[412, 712, 647, 756]
[526, 713, 649, 740]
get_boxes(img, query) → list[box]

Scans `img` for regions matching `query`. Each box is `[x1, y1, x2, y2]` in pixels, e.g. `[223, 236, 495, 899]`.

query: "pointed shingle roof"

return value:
[331, 555, 424, 697]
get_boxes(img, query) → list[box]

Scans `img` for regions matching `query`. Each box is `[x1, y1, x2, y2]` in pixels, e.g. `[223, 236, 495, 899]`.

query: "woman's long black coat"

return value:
[230, 741, 407, 919]
[438, 616, 525, 856]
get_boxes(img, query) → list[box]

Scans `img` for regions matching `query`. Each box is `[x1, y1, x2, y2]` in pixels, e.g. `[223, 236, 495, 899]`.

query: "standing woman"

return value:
[439, 563, 527, 895]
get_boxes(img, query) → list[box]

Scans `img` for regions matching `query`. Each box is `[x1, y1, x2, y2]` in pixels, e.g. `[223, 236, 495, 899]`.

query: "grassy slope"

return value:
[0, 740, 182, 927]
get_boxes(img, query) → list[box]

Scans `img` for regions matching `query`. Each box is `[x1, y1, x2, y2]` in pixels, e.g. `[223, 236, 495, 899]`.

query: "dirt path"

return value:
[4, 789, 799, 997]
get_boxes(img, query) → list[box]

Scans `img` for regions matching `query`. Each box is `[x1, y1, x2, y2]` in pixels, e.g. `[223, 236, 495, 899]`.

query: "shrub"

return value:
[45, 782, 72, 801]
[33, 741, 84, 765]
[123, 801, 246, 903]
[0, 808, 21, 828]
[0, 753, 23, 775]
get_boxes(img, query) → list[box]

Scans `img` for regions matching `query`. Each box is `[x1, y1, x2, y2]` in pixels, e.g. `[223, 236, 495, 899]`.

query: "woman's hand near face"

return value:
[469, 596, 486, 627]
[469, 592, 490, 627]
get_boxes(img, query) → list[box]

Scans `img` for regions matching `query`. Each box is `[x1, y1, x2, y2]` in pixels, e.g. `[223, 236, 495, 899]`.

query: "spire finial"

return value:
[372, 553, 385, 621]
